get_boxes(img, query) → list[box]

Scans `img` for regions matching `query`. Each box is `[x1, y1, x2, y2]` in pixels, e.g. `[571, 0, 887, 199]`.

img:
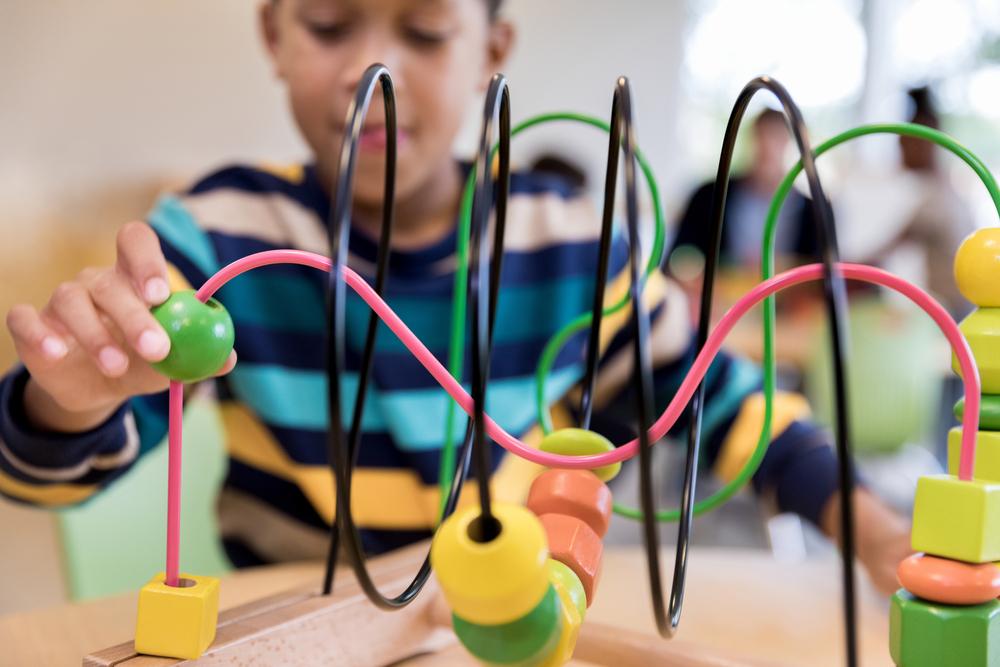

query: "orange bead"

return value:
[898, 553, 1000, 605]
[539, 513, 603, 606]
[527, 469, 613, 538]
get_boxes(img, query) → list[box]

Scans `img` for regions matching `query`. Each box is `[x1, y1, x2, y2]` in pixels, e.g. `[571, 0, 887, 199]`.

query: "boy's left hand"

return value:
[855, 514, 912, 596]
[823, 488, 912, 596]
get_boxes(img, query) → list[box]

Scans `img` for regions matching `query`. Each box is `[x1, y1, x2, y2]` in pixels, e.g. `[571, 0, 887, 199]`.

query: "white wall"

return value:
[474, 0, 687, 212]
[0, 1, 686, 223]
[0, 1, 305, 225]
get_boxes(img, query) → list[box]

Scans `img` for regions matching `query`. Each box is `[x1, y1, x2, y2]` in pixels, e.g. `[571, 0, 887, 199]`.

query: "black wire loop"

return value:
[602, 75, 674, 639]
[322, 65, 511, 607]
[577, 91, 622, 432]
[683, 76, 857, 665]
[467, 74, 512, 538]
[319, 65, 857, 667]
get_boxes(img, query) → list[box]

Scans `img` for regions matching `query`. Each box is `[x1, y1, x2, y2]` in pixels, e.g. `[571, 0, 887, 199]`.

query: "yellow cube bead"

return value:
[431, 503, 550, 625]
[955, 229, 1000, 307]
[948, 427, 1000, 483]
[134, 572, 219, 660]
[539, 429, 621, 482]
[912, 475, 1000, 563]
[535, 574, 584, 667]
[952, 309, 1000, 394]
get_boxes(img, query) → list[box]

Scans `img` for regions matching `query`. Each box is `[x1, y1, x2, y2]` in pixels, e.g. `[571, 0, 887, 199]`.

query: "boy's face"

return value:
[262, 0, 513, 207]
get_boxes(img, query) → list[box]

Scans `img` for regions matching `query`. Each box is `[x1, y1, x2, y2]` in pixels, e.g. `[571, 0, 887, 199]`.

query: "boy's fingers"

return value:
[46, 282, 130, 377]
[87, 270, 171, 363]
[116, 221, 170, 306]
[6, 304, 69, 367]
[214, 350, 238, 377]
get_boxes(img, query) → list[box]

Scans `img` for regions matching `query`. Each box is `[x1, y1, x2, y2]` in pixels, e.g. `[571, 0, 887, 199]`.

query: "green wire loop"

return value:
[614, 122, 1000, 522]
[439, 116, 1000, 524]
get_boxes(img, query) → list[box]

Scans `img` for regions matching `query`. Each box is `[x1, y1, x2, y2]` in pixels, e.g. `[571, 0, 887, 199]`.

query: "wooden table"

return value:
[0, 547, 892, 667]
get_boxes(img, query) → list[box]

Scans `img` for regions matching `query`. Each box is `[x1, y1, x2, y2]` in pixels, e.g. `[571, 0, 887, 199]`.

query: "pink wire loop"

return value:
[163, 250, 981, 585]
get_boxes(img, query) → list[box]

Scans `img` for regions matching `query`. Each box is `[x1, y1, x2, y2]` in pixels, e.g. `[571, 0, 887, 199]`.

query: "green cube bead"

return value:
[912, 475, 1000, 563]
[948, 428, 1000, 483]
[452, 585, 560, 664]
[953, 309, 1000, 394]
[890, 590, 1000, 667]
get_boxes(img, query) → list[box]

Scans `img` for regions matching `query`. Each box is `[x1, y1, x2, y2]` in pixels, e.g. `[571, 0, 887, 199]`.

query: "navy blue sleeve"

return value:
[0, 366, 141, 506]
[594, 291, 849, 528]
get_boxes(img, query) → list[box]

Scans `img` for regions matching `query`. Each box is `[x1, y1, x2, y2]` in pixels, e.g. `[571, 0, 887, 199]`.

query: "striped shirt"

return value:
[0, 163, 841, 565]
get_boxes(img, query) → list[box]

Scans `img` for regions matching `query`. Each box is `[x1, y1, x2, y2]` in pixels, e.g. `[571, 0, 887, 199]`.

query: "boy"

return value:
[1, 0, 908, 593]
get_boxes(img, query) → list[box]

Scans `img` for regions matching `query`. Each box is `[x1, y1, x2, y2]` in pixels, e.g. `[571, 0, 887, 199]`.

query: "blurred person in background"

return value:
[858, 87, 976, 318]
[668, 108, 820, 278]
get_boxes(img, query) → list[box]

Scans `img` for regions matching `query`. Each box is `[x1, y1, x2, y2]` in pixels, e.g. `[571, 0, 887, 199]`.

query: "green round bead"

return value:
[452, 584, 560, 664]
[539, 428, 621, 482]
[151, 290, 235, 383]
[955, 395, 1000, 431]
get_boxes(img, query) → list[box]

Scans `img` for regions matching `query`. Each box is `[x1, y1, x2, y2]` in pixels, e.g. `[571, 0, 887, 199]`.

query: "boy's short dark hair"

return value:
[271, 0, 503, 20]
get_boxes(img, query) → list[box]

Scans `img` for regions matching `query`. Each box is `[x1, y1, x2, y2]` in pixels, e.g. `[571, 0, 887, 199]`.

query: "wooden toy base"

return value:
[84, 543, 773, 666]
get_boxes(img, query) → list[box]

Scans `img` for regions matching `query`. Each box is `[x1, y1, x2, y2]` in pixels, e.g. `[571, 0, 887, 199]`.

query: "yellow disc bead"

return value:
[431, 503, 550, 625]
[539, 429, 621, 482]
[955, 229, 1000, 307]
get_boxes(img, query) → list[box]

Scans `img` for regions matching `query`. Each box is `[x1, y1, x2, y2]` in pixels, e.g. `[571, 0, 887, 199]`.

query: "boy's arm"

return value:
[0, 366, 141, 506]
[591, 269, 911, 592]
[0, 197, 222, 508]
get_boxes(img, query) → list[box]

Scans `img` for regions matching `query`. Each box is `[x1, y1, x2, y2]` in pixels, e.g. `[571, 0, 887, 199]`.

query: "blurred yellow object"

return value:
[134, 572, 219, 660]
[955, 229, 1000, 307]
[431, 503, 549, 625]
[714, 391, 811, 483]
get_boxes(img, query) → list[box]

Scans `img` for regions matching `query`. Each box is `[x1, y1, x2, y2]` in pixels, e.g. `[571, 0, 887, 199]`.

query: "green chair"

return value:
[805, 296, 942, 453]
[57, 399, 231, 600]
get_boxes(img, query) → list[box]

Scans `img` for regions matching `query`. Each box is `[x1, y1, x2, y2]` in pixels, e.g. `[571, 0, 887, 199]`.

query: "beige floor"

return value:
[0, 500, 66, 613]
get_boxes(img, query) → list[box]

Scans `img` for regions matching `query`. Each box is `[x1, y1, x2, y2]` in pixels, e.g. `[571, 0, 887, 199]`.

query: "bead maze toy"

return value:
[83, 64, 1000, 666]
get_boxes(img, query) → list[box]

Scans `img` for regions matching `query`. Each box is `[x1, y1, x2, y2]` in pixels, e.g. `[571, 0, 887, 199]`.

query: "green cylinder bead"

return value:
[151, 291, 235, 383]
[955, 395, 1000, 431]
[452, 585, 561, 664]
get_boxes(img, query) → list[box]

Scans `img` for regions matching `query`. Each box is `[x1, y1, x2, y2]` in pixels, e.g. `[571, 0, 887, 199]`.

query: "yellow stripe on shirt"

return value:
[220, 402, 542, 530]
[713, 391, 812, 483]
[0, 466, 96, 506]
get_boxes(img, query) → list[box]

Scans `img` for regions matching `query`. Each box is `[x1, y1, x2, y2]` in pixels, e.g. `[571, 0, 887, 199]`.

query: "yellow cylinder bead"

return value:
[535, 573, 584, 667]
[546, 559, 586, 621]
[955, 229, 1000, 307]
[431, 503, 550, 625]
[539, 429, 621, 482]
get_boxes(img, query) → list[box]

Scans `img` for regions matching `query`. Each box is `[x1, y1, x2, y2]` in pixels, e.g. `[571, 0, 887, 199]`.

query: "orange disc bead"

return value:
[897, 553, 1000, 605]
[527, 469, 613, 538]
